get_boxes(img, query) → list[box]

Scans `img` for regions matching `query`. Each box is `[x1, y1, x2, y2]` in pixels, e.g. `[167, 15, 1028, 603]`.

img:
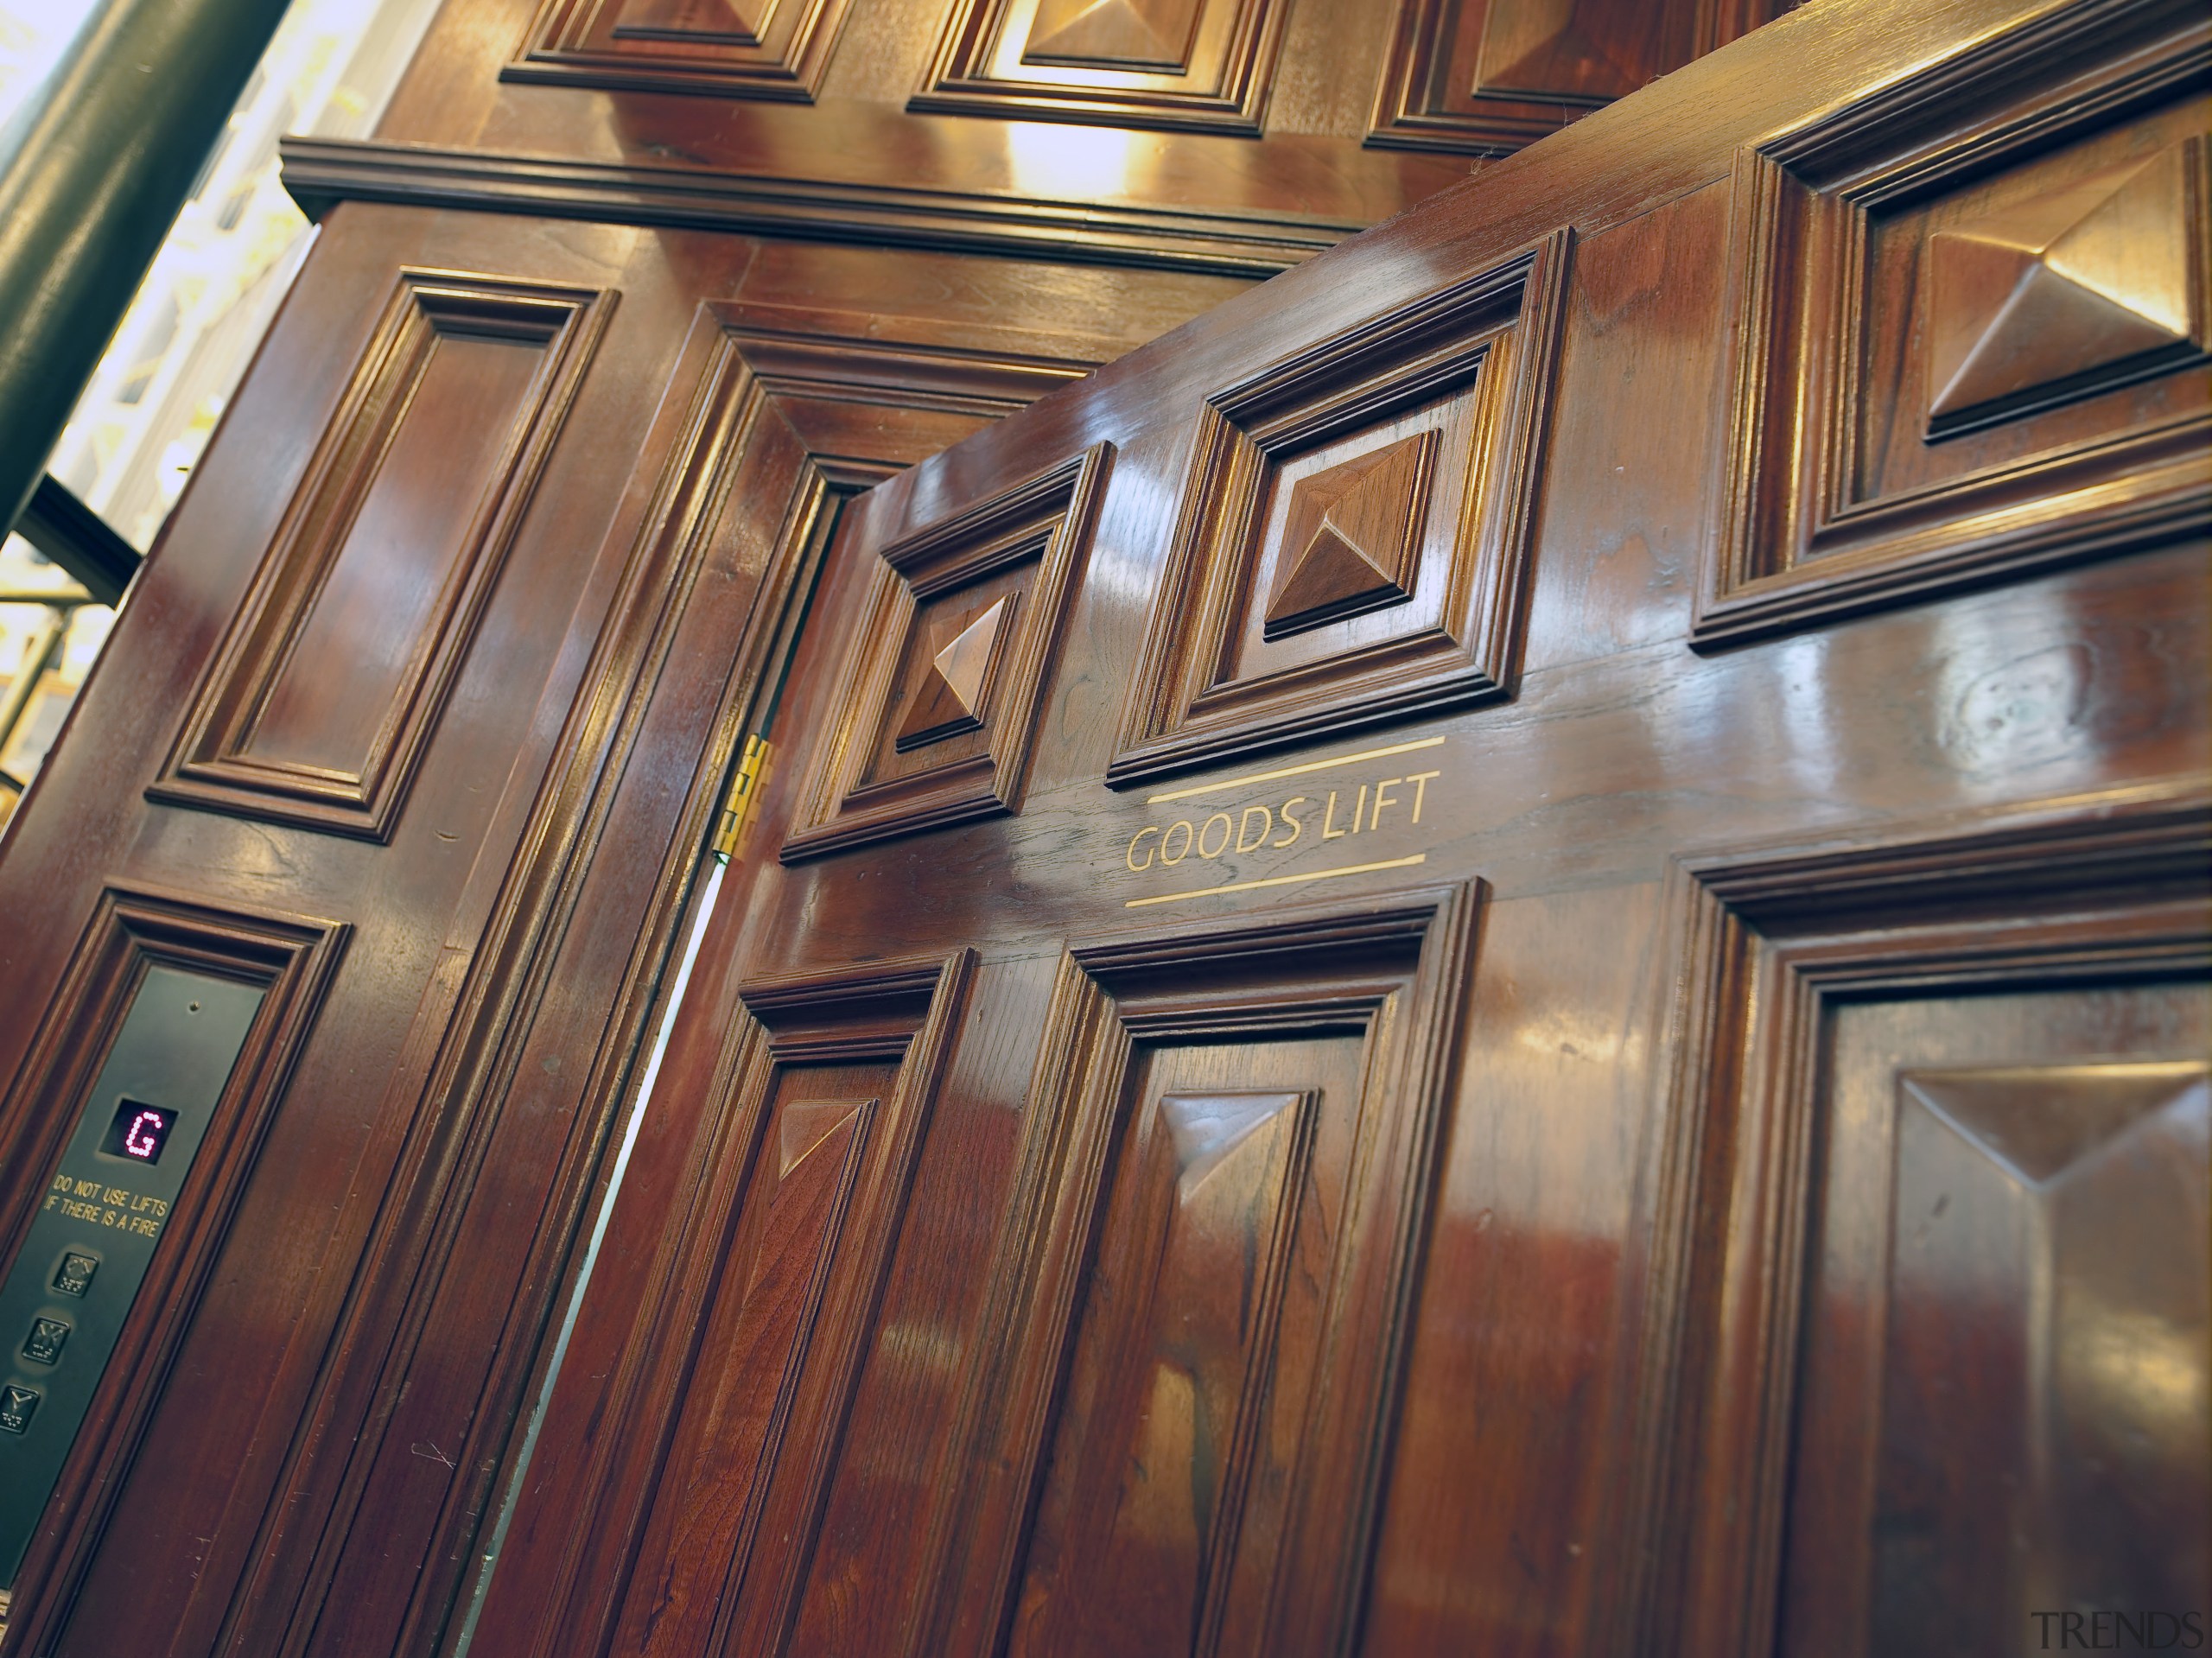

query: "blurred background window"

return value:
[0, 0, 443, 834]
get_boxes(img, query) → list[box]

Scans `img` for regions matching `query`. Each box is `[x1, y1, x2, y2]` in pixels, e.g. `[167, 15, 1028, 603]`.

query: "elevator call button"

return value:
[52, 1254, 96, 1297]
[0, 1387, 36, 1435]
[22, 1319, 68, 1366]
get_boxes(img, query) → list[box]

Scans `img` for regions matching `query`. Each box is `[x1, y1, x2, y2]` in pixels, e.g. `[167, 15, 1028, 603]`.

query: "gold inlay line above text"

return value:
[1144, 735, 1446, 804]
[1124, 853, 1429, 908]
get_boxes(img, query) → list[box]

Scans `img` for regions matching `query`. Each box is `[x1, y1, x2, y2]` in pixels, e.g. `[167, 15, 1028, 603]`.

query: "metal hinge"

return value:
[710, 734, 771, 863]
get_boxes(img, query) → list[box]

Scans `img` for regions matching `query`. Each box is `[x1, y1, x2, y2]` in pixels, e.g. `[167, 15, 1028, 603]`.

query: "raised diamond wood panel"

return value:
[1926, 142, 2196, 429]
[506, 0, 854, 98]
[597, 952, 974, 1658]
[1866, 1064, 2209, 1654]
[1110, 232, 1566, 787]
[1026, 0, 1199, 68]
[1643, 797, 2211, 1658]
[1368, 0, 1777, 155]
[782, 443, 1109, 860]
[912, 0, 1287, 133]
[1010, 1089, 1311, 1655]
[1699, 33, 2209, 647]
[1264, 431, 1432, 638]
[899, 884, 1479, 1658]
[892, 592, 1015, 751]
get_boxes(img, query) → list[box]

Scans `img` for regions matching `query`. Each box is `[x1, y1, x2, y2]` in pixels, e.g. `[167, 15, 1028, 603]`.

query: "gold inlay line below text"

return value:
[1145, 735, 1446, 804]
[1125, 853, 1429, 908]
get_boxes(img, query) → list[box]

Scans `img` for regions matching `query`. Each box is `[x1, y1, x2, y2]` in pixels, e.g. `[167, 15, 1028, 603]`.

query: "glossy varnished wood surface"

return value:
[0, 1, 2204, 1655]
[0, 198, 1235, 1655]
[467, 3, 2207, 1655]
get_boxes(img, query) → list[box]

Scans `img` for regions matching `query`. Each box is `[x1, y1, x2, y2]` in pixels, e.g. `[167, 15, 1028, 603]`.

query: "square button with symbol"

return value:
[0, 1383, 37, 1434]
[23, 1317, 68, 1365]
[53, 1252, 97, 1297]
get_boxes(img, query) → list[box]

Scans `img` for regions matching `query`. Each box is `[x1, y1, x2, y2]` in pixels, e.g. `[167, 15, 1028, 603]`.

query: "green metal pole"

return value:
[0, 0, 296, 545]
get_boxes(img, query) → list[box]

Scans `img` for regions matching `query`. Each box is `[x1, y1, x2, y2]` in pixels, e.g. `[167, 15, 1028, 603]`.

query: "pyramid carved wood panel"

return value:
[912, 0, 1287, 132]
[1368, 0, 1777, 155]
[506, 0, 855, 97]
[898, 884, 1478, 1658]
[1264, 431, 1433, 638]
[1643, 792, 2210, 1658]
[1698, 18, 2209, 647]
[782, 443, 1111, 859]
[1925, 141, 2196, 431]
[1110, 231, 1566, 787]
[1026, 0, 1202, 69]
[597, 952, 973, 1658]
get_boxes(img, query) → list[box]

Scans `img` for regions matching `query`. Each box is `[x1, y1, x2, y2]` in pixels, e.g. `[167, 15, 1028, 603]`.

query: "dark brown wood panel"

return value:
[149, 271, 610, 840]
[0, 886, 346, 1658]
[1699, 11, 2209, 645]
[782, 443, 1111, 859]
[2, 3, 2206, 1657]
[607, 953, 972, 1658]
[1370, 0, 1782, 155]
[1649, 789, 2209, 1658]
[1110, 228, 1567, 785]
[983, 887, 1478, 1658]
[912, 0, 1287, 132]
[508, 0, 855, 98]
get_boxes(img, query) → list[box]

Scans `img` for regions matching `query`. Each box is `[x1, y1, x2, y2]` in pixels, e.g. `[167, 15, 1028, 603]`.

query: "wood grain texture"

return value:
[1369, 0, 1781, 155]
[910, 884, 1480, 1658]
[2, 3, 2207, 1656]
[1109, 229, 1567, 786]
[911, 0, 1287, 133]
[0, 886, 346, 1658]
[1638, 785, 2209, 1658]
[1698, 3, 2210, 647]
[506, 0, 855, 98]
[148, 270, 612, 841]
[280, 138, 1368, 281]
[474, 951, 973, 1658]
[780, 442, 1112, 860]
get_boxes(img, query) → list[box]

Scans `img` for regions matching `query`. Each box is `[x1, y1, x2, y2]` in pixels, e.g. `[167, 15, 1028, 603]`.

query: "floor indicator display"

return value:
[0, 965, 264, 1585]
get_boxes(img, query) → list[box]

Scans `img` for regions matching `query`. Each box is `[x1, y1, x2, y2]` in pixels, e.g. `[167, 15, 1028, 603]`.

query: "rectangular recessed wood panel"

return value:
[1789, 1032, 2210, 1655]
[902, 885, 1478, 1658]
[245, 334, 547, 778]
[149, 271, 609, 841]
[1011, 1071, 1332, 1657]
[1644, 793, 2210, 1658]
[597, 953, 974, 1658]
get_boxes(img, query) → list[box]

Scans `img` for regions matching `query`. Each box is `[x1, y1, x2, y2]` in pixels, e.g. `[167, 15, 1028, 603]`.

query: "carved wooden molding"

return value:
[1696, 3, 2209, 648]
[911, 0, 1289, 133]
[1109, 228, 1568, 788]
[781, 441, 1114, 861]
[147, 269, 613, 842]
[1368, 0, 1776, 156]
[539, 950, 974, 1658]
[505, 0, 854, 99]
[0, 886, 346, 1655]
[285, 308, 1085, 1658]
[906, 881, 1481, 1656]
[280, 138, 1357, 279]
[716, 320, 1096, 418]
[1622, 780, 2210, 1658]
